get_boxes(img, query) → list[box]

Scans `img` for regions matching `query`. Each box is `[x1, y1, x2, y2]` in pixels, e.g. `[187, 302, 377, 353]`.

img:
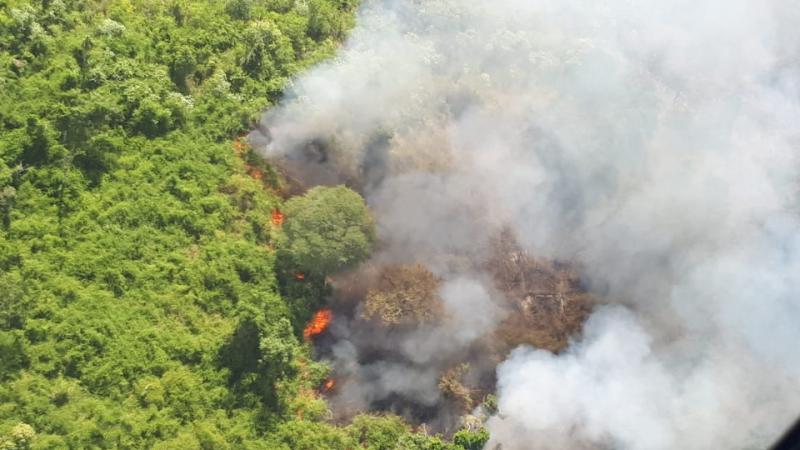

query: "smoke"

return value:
[253, 0, 800, 447]
[322, 270, 508, 429]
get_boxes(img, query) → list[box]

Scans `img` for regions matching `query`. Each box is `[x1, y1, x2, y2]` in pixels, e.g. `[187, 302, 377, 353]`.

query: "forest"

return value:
[0, 0, 489, 448]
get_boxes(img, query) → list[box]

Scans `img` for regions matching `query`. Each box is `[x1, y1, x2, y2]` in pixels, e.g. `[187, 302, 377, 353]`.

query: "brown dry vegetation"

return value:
[322, 230, 593, 428]
[438, 363, 475, 412]
[487, 231, 593, 353]
[361, 264, 444, 326]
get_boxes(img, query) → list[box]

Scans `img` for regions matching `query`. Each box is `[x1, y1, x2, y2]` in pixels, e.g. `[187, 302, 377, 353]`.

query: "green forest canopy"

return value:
[0, 0, 489, 448]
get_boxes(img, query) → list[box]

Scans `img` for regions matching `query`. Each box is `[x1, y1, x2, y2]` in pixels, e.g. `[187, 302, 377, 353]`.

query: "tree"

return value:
[0, 423, 35, 450]
[225, 0, 253, 20]
[362, 264, 443, 326]
[452, 428, 490, 450]
[438, 363, 473, 412]
[273, 420, 356, 450]
[393, 433, 461, 450]
[282, 185, 375, 275]
[346, 414, 409, 450]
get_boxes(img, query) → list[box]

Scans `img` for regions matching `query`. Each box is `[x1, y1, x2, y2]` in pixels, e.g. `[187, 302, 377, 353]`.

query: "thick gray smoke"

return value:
[254, 0, 800, 448]
[325, 273, 506, 427]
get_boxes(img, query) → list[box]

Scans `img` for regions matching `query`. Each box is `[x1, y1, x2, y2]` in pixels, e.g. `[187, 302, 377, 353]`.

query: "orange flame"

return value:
[303, 309, 332, 340]
[294, 273, 306, 281]
[232, 137, 246, 155]
[323, 378, 335, 391]
[245, 164, 264, 180]
[271, 209, 284, 226]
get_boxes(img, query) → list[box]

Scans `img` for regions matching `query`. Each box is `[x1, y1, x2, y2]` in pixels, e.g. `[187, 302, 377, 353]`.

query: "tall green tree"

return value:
[282, 185, 375, 275]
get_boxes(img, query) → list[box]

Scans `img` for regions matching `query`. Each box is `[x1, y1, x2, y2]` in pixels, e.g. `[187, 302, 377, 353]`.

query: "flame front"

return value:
[323, 378, 335, 391]
[271, 209, 284, 226]
[232, 137, 246, 155]
[245, 163, 264, 180]
[303, 309, 332, 340]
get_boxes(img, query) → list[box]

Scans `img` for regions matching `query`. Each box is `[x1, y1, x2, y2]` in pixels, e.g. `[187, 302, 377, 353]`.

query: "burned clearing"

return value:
[303, 227, 593, 434]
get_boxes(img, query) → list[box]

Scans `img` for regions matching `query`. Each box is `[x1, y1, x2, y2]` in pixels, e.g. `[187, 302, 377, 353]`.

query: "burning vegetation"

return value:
[303, 308, 333, 341]
[303, 228, 593, 434]
[247, 0, 800, 446]
[271, 209, 285, 226]
[255, 42, 592, 439]
[259, 128, 594, 436]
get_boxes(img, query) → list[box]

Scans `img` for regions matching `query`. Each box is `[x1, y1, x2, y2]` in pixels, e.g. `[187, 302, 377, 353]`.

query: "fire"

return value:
[303, 308, 332, 340]
[232, 137, 246, 155]
[245, 164, 263, 180]
[271, 209, 284, 226]
[294, 273, 306, 281]
[323, 378, 335, 391]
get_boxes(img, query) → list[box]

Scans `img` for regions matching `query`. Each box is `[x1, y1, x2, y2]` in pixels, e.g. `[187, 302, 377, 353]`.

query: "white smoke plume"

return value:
[253, 0, 800, 448]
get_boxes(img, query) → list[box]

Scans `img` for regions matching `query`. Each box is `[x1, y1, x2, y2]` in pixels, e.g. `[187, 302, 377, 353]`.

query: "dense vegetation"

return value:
[281, 185, 375, 277]
[0, 0, 489, 448]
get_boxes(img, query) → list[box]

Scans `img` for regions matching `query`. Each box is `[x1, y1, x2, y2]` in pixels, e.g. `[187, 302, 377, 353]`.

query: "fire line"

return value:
[303, 309, 332, 340]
